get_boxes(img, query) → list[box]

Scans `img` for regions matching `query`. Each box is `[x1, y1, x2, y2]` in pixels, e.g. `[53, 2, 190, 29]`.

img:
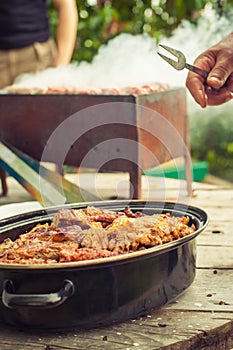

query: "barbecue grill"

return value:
[0, 87, 191, 199]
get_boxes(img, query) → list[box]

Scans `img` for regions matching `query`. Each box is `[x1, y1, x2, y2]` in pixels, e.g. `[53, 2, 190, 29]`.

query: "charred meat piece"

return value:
[50, 226, 86, 244]
[82, 213, 195, 253]
[16, 224, 85, 244]
[52, 209, 91, 230]
[1, 239, 62, 263]
[81, 227, 109, 250]
[123, 206, 144, 218]
[59, 247, 117, 262]
[85, 206, 124, 227]
[0, 238, 14, 258]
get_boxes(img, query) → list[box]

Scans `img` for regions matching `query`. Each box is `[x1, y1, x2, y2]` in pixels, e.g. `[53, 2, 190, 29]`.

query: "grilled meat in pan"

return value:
[0, 206, 195, 264]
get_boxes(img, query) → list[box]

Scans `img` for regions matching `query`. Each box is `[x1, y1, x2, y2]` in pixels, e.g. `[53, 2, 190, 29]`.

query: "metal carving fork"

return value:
[158, 44, 209, 79]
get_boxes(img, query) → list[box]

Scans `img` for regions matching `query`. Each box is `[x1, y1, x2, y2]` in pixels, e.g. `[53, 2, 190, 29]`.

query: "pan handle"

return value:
[2, 279, 75, 309]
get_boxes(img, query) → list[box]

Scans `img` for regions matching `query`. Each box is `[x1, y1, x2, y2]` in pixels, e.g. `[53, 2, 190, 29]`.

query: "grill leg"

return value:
[129, 165, 142, 199]
[184, 155, 193, 197]
[0, 167, 8, 196]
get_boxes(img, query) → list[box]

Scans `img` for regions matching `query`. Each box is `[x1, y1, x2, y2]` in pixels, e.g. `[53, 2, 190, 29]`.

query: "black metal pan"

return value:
[0, 200, 208, 329]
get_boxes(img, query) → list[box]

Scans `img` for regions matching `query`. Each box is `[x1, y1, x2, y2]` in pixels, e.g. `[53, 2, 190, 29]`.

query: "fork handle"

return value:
[185, 63, 209, 79]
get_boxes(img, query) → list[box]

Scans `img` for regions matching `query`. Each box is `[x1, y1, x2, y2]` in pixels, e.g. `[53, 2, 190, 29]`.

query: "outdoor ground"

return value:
[1, 172, 232, 208]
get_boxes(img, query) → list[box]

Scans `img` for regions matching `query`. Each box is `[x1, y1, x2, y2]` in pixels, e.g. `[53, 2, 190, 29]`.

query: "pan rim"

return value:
[0, 200, 208, 270]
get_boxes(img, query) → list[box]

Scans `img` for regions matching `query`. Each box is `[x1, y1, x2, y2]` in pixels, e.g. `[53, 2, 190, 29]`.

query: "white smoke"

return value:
[13, 33, 168, 90]
[12, 4, 233, 92]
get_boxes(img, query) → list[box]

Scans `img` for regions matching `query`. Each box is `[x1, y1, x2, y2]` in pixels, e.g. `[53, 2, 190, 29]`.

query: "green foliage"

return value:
[49, 0, 233, 63]
[190, 106, 233, 182]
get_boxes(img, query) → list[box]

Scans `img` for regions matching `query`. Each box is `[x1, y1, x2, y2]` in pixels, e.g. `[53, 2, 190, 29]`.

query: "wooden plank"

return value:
[197, 235, 232, 247]
[166, 268, 233, 312]
[190, 190, 233, 208]
[195, 207, 233, 220]
[0, 309, 232, 350]
[197, 245, 233, 268]
[196, 220, 233, 245]
[197, 232, 233, 246]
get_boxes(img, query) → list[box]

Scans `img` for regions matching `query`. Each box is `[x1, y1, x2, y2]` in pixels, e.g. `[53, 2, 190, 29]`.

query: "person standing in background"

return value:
[0, 0, 78, 196]
[0, 0, 78, 89]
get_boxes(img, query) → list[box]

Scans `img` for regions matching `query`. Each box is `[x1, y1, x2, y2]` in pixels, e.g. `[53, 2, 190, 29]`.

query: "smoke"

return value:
[12, 4, 233, 94]
[13, 33, 168, 90]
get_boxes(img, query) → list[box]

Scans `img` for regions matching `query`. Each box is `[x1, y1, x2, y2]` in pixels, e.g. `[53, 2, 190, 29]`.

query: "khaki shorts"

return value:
[0, 39, 57, 89]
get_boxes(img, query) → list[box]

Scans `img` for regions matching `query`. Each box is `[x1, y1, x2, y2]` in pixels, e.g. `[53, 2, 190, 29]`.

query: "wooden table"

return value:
[0, 178, 232, 350]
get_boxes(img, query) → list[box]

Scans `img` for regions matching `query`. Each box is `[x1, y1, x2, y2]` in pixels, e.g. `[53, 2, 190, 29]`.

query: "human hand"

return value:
[186, 32, 233, 108]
